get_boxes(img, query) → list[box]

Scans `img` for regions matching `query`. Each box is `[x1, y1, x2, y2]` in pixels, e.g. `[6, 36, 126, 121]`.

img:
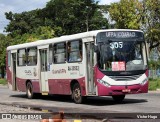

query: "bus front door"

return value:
[40, 49, 49, 94]
[85, 42, 96, 95]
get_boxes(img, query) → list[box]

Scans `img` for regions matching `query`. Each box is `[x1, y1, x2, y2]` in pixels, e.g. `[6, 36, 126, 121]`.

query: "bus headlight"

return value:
[97, 79, 111, 87]
[140, 78, 148, 85]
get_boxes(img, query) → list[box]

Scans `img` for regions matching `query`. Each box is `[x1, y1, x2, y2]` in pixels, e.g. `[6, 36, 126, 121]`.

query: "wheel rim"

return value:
[74, 87, 81, 101]
[27, 84, 32, 97]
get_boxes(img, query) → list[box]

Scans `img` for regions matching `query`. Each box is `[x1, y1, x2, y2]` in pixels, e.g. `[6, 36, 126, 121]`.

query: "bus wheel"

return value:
[26, 82, 34, 99]
[72, 83, 83, 104]
[112, 95, 125, 103]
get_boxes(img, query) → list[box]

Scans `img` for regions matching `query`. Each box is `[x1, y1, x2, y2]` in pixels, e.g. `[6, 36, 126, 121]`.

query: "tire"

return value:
[112, 95, 125, 103]
[72, 83, 83, 104]
[26, 82, 34, 99]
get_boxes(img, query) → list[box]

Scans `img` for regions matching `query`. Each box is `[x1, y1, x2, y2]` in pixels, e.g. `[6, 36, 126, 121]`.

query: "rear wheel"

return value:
[72, 83, 83, 104]
[26, 82, 34, 99]
[112, 95, 125, 103]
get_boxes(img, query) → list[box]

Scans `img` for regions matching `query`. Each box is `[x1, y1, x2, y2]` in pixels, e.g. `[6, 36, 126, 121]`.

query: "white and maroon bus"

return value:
[6, 29, 148, 104]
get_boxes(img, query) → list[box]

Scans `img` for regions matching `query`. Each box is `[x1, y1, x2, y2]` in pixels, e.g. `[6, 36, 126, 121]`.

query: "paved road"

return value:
[0, 85, 160, 121]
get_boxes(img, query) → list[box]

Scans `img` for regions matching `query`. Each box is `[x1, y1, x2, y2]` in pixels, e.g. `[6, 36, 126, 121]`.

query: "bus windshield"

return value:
[96, 31, 147, 72]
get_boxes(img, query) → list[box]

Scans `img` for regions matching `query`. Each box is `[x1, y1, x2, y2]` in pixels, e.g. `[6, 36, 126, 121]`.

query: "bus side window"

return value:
[54, 42, 66, 63]
[17, 49, 27, 66]
[27, 47, 37, 65]
[68, 40, 82, 62]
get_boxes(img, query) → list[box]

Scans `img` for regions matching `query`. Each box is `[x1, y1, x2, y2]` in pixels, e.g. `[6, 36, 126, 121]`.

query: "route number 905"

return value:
[110, 42, 123, 49]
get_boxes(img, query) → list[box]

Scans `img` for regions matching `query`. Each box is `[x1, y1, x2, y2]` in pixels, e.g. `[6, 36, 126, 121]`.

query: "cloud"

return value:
[0, 0, 49, 34]
[99, 0, 120, 5]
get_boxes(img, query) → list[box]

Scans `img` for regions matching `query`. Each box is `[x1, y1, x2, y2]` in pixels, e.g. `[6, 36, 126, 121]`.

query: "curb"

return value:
[148, 90, 160, 93]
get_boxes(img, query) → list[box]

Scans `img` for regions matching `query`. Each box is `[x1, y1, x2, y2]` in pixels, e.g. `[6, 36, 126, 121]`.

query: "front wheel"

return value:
[26, 82, 34, 99]
[72, 83, 83, 104]
[112, 95, 125, 103]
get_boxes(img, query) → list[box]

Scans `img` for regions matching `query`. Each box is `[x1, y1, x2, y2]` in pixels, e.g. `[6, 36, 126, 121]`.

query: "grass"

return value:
[149, 78, 160, 91]
[0, 79, 7, 85]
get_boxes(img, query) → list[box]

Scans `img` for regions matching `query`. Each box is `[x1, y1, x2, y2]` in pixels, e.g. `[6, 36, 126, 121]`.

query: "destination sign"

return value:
[106, 31, 136, 38]
[96, 31, 144, 43]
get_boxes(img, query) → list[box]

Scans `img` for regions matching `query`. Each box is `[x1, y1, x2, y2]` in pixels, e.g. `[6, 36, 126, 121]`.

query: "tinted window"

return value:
[54, 43, 66, 63]
[68, 40, 82, 62]
[18, 49, 26, 66]
[27, 47, 37, 65]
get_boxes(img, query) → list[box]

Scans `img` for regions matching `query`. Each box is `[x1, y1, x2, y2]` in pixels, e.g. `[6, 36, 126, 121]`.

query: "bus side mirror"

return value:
[94, 45, 98, 52]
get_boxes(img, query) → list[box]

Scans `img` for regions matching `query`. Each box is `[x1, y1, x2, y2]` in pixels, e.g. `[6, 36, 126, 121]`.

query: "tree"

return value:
[142, 0, 160, 51]
[109, 0, 143, 29]
[0, 34, 10, 78]
[5, 0, 109, 37]
[44, 0, 108, 35]
[5, 9, 44, 38]
[8, 26, 55, 45]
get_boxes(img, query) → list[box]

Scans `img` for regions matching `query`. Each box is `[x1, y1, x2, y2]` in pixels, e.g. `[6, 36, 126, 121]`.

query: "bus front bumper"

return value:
[97, 82, 148, 96]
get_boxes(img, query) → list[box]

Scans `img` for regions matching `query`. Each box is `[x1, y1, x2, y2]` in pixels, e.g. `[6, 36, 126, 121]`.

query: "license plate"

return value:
[122, 89, 131, 92]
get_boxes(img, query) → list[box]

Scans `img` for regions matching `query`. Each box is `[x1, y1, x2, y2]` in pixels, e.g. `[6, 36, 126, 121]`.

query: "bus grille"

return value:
[109, 74, 142, 81]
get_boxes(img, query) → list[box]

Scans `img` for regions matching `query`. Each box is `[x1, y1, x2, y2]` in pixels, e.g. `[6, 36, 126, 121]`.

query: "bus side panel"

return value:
[6, 60, 12, 85]
[15, 77, 40, 93]
[48, 77, 86, 95]
[78, 77, 86, 96]
[16, 77, 26, 92]
[48, 79, 70, 95]
[32, 81, 40, 93]
[16, 66, 40, 93]
[6, 67, 12, 85]
[48, 62, 86, 95]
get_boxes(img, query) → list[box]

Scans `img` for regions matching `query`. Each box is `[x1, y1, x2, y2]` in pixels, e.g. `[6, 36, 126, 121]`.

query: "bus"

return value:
[6, 29, 148, 104]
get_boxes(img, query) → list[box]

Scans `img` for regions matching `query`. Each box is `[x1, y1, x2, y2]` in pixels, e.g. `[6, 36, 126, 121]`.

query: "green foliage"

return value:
[32, 26, 55, 40]
[108, 0, 160, 51]
[5, 10, 44, 37]
[9, 26, 55, 44]
[109, 0, 143, 29]
[1, 0, 109, 77]
[142, 0, 160, 51]
[0, 34, 9, 67]
[44, 0, 108, 35]
[0, 79, 7, 85]
[149, 78, 160, 90]
[5, 0, 109, 37]
[148, 60, 160, 70]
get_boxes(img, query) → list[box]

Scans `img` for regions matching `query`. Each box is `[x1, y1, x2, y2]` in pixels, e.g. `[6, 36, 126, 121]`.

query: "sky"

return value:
[0, 0, 119, 34]
[99, 0, 120, 5]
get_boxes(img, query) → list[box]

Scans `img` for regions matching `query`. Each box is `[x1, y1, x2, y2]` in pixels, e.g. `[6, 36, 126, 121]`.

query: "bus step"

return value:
[42, 92, 49, 95]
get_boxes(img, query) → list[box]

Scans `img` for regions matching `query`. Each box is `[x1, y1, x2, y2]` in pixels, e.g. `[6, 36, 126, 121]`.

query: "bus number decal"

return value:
[110, 42, 123, 49]
[68, 66, 79, 71]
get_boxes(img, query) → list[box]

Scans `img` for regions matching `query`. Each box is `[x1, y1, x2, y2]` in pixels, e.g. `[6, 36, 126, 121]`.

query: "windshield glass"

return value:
[96, 31, 147, 72]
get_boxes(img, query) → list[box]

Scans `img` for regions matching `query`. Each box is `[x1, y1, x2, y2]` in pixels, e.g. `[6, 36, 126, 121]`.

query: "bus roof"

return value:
[7, 29, 143, 51]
